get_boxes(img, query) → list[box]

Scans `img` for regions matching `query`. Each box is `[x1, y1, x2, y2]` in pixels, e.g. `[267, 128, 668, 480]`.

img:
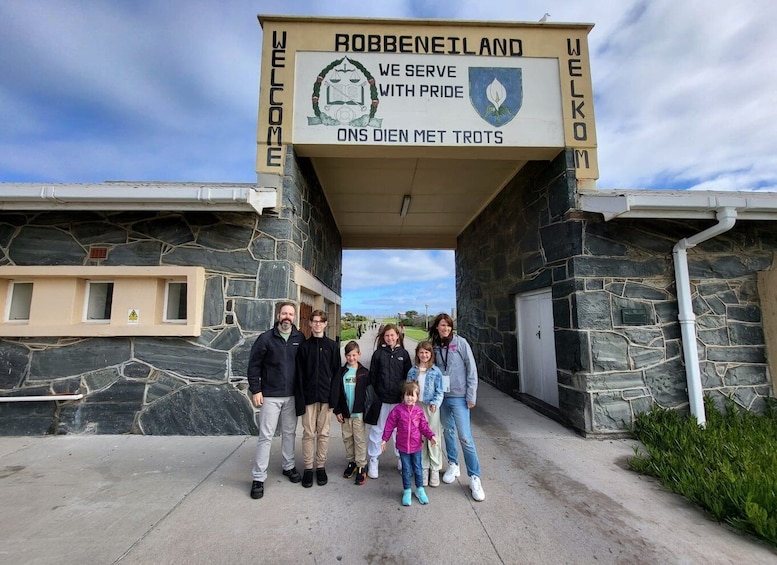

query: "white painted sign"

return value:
[127, 309, 139, 325]
[293, 52, 563, 147]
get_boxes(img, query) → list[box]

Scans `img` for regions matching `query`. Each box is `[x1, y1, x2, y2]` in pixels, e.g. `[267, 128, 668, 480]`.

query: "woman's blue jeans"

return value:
[440, 396, 481, 477]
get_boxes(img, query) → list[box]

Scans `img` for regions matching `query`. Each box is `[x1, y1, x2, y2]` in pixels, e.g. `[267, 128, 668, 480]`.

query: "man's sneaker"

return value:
[367, 457, 379, 479]
[402, 488, 412, 506]
[354, 467, 366, 485]
[316, 467, 328, 486]
[250, 480, 264, 499]
[343, 462, 357, 478]
[283, 467, 302, 483]
[429, 470, 440, 487]
[301, 468, 314, 488]
[470, 475, 485, 501]
[422, 468, 429, 487]
[442, 462, 460, 484]
[415, 486, 429, 504]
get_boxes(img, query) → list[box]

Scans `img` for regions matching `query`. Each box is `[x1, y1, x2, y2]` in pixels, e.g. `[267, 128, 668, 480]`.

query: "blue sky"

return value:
[2, 1, 776, 316]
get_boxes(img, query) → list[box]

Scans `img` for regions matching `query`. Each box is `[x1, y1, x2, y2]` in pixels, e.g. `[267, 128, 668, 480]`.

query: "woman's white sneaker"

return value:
[429, 470, 440, 487]
[470, 475, 485, 501]
[442, 462, 460, 483]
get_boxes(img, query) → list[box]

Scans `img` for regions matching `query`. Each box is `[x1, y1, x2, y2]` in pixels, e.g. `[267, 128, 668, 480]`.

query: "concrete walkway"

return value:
[1, 332, 775, 564]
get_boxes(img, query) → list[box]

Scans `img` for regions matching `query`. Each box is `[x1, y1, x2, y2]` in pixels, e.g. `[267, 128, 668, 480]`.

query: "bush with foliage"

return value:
[630, 396, 777, 546]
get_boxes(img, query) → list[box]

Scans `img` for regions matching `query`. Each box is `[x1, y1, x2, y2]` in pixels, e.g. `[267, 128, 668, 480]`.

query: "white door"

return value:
[516, 289, 558, 407]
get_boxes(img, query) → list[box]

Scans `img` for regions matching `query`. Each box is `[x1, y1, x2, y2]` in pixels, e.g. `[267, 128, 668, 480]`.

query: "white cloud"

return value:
[590, 1, 777, 191]
[343, 250, 454, 291]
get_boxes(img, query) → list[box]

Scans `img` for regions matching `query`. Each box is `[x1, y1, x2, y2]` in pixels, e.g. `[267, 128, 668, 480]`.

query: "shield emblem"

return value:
[468, 67, 523, 127]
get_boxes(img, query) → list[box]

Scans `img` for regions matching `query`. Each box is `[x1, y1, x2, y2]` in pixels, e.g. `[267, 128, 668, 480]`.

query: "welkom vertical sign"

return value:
[257, 16, 598, 188]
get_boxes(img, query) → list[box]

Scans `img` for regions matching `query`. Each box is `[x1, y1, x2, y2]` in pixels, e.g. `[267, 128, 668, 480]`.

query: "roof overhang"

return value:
[0, 182, 278, 214]
[579, 190, 777, 221]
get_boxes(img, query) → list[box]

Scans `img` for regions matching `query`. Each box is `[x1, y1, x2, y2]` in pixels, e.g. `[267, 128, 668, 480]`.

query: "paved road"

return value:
[0, 331, 774, 564]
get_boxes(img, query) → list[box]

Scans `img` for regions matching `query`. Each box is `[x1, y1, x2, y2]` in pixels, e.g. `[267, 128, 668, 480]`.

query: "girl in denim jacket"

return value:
[407, 341, 445, 487]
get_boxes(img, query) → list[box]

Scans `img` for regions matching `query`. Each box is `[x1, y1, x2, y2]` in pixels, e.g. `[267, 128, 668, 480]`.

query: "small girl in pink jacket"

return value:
[381, 381, 437, 506]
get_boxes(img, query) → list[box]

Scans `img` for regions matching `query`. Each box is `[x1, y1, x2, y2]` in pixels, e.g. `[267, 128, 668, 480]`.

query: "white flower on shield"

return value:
[486, 78, 506, 110]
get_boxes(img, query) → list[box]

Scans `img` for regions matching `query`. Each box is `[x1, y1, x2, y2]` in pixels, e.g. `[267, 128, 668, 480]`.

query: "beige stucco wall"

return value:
[758, 270, 777, 385]
[0, 266, 205, 337]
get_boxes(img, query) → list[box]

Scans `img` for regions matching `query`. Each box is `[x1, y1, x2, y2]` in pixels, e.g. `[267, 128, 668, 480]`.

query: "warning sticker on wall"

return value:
[127, 309, 139, 325]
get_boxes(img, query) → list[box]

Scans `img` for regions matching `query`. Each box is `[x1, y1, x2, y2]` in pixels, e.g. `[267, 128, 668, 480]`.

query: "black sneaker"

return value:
[316, 467, 328, 486]
[282, 467, 302, 483]
[343, 462, 357, 478]
[250, 480, 264, 499]
[302, 468, 314, 488]
[354, 467, 366, 486]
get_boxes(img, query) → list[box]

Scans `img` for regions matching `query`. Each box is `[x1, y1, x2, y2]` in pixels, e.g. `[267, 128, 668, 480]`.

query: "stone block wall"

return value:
[0, 152, 342, 435]
[574, 217, 774, 434]
[457, 150, 580, 420]
[457, 149, 775, 435]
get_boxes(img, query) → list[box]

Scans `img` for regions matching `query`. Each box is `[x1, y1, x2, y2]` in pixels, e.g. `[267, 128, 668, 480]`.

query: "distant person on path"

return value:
[367, 323, 411, 479]
[429, 313, 485, 502]
[247, 302, 305, 500]
[333, 340, 369, 485]
[381, 381, 437, 506]
[296, 309, 341, 488]
[407, 340, 445, 487]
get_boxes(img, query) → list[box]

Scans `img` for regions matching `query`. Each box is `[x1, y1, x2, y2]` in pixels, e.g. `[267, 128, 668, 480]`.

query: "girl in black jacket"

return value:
[366, 324, 411, 479]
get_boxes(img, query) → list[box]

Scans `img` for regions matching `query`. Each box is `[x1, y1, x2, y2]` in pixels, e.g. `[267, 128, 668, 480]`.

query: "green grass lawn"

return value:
[339, 325, 428, 343]
[403, 327, 428, 341]
[630, 397, 777, 546]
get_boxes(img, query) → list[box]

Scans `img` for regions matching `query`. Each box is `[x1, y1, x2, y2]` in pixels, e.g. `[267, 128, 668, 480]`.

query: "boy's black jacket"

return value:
[332, 362, 370, 418]
[295, 335, 342, 413]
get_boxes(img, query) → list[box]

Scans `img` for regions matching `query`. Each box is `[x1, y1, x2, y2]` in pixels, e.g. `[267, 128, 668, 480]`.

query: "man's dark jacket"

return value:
[368, 343, 411, 404]
[247, 322, 305, 408]
[295, 335, 342, 409]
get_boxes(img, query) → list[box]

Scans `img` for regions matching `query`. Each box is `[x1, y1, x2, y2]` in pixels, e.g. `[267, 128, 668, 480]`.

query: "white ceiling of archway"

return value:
[301, 149, 559, 249]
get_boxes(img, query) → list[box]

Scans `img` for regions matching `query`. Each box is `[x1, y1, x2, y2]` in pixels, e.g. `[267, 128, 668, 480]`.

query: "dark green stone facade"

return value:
[457, 150, 774, 435]
[0, 152, 341, 435]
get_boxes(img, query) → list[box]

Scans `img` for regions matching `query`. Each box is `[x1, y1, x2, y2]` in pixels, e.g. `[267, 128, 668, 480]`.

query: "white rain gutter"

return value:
[672, 207, 737, 427]
[0, 183, 278, 214]
[0, 393, 84, 402]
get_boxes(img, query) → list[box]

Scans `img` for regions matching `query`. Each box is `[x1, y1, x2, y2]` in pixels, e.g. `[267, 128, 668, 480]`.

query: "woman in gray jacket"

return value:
[429, 313, 485, 502]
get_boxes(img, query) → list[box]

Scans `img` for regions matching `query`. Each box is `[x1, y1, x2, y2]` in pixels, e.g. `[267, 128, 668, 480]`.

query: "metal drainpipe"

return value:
[672, 207, 737, 427]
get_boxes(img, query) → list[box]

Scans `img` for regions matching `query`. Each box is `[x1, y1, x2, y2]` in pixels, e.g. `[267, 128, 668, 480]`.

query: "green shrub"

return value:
[340, 328, 357, 341]
[630, 397, 777, 545]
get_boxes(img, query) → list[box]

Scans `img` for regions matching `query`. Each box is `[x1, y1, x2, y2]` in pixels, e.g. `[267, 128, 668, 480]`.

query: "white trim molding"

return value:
[578, 189, 777, 221]
[0, 182, 278, 214]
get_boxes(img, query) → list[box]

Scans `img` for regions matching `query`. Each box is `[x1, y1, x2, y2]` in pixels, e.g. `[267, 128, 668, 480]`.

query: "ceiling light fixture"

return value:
[400, 195, 411, 217]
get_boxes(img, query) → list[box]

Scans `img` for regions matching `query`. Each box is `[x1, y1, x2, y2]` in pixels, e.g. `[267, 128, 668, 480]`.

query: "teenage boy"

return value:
[296, 309, 342, 487]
